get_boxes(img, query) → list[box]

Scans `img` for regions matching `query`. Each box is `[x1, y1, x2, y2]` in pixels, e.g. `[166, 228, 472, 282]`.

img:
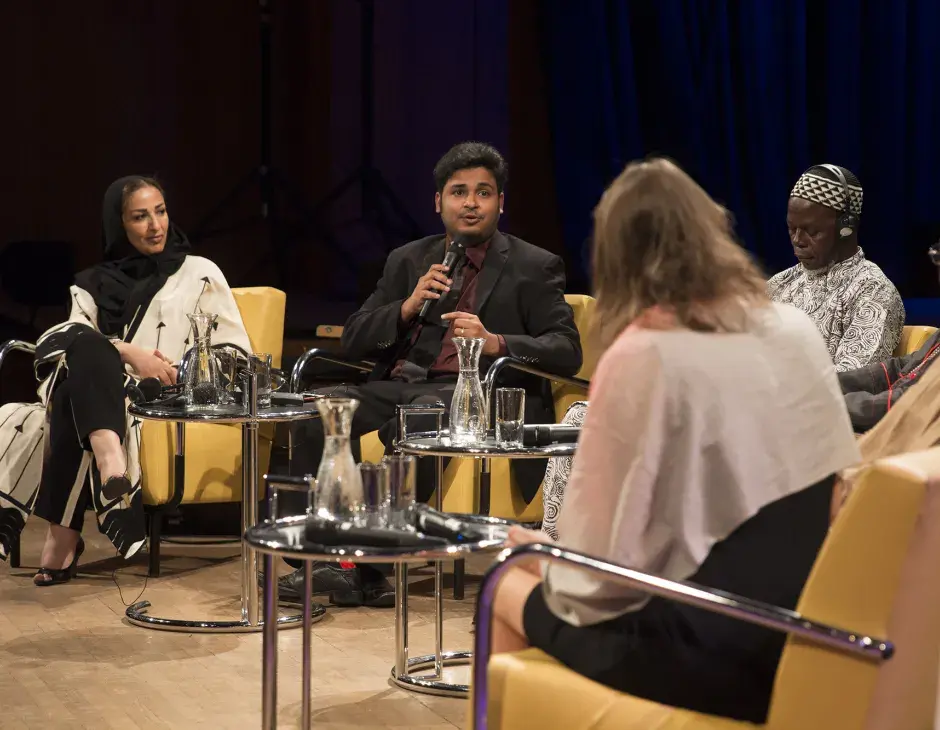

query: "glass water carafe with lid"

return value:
[314, 398, 366, 524]
[449, 337, 487, 444]
[183, 312, 225, 410]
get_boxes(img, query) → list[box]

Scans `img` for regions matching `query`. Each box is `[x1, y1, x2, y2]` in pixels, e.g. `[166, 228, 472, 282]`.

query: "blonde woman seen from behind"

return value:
[489, 158, 860, 723]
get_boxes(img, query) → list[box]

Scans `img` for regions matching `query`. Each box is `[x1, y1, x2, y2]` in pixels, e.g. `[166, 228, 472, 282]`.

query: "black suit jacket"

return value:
[340, 232, 582, 502]
[341, 232, 582, 422]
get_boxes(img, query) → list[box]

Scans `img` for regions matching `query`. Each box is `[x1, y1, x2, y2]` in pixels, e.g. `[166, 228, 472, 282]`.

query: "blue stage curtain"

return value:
[541, 0, 940, 297]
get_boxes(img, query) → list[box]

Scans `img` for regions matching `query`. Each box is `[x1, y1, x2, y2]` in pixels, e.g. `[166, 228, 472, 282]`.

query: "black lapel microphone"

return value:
[126, 377, 184, 405]
[417, 237, 467, 323]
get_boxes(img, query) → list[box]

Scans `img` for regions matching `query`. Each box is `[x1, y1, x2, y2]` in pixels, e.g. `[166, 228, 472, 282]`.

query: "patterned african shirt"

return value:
[767, 248, 904, 372]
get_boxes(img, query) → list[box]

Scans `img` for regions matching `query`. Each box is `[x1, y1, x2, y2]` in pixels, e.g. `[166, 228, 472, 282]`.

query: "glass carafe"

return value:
[449, 337, 487, 444]
[314, 398, 365, 524]
[184, 312, 225, 410]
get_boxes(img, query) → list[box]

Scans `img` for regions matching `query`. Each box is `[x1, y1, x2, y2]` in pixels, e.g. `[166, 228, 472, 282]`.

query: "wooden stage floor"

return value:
[0, 513, 480, 729]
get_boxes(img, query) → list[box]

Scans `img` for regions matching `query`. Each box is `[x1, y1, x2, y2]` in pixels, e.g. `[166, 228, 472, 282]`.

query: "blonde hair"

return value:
[591, 158, 768, 349]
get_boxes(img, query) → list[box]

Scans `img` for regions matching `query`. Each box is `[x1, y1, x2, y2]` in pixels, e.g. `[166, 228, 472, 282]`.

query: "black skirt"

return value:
[523, 475, 835, 724]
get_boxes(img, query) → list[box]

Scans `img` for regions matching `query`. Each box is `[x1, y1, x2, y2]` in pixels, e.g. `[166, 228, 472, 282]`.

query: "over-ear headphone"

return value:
[820, 164, 858, 239]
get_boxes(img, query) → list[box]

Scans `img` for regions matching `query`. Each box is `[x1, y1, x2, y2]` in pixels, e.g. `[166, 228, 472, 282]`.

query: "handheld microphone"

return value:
[413, 505, 507, 542]
[521, 424, 581, 448]
[418, 237, 467, 322]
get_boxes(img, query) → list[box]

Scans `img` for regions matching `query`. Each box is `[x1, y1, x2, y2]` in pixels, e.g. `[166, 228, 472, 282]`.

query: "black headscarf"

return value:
[74, 176, 191, 338]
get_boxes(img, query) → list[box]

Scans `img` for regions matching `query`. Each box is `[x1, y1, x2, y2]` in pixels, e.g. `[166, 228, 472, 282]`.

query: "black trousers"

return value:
[290, 378, 459, 503]
[33, 329, 126, 532]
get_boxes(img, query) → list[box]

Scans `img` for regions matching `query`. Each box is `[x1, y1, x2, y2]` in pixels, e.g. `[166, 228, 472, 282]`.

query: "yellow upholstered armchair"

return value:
[894, 325, 937, 357]
[473, 294, 596, 521]
[139, 286, 286, 576]
[470, 446, 940, 730]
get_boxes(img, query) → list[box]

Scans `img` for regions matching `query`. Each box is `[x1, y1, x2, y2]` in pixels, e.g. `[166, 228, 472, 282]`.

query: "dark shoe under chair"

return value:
[272, 563, 395, 608]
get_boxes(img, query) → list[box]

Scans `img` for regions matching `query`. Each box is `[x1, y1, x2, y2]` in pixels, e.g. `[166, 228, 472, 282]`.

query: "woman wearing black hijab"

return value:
[0, 176, 250, 585]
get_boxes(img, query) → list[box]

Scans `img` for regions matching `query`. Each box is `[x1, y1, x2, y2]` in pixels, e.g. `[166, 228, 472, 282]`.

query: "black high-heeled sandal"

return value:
[102, 473, 132, 501]
[34, 538, 85, 587]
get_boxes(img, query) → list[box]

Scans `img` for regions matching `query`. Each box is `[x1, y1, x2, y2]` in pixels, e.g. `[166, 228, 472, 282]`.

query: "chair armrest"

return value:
[289, 348, 374, 393]
[0, 340, 37, 377]
[483, 356, 590, 425]
[471, 543, 893, 730]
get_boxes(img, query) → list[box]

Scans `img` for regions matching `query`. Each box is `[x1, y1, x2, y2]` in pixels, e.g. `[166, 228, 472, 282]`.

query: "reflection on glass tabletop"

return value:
[396, 431, 577, 458]
[245, 510, 515, 562]
[128, 401, 321, 423]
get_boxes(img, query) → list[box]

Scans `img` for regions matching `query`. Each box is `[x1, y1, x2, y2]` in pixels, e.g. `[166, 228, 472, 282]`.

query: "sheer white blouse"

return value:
[544, 302, 861, 627]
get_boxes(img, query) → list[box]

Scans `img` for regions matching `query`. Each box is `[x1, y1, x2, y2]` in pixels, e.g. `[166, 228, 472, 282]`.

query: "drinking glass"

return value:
[261, 473, 317, 591]
[357, 462, 389, 528]
[249, 352, 273, 408]
[265, 474, 317, 522]
[383, 454, 417, 529]
[495, 388, 525, 448]
[215, 349, 238, 404]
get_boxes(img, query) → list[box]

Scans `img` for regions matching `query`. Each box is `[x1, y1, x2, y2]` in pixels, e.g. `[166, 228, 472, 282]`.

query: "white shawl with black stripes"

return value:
[0, 255, 250, 560]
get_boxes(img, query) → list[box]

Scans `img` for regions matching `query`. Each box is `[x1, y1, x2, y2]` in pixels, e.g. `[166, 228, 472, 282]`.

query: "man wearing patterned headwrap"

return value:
[768, 164, 904, 372]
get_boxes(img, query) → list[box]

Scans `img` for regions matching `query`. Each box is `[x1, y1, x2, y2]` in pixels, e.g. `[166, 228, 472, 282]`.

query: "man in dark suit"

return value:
[282, 141, 582, 607]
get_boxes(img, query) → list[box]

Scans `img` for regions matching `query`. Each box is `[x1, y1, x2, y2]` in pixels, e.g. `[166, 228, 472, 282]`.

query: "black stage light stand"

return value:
[193, 0, 424, 292]
[191, 0, 334, 289]
[309, 0, 425, 246]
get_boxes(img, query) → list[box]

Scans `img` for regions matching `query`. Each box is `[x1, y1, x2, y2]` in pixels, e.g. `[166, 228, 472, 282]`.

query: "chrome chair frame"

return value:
[472, 543, 894, 730]
[0, 339, 37, 369]
[482, 356, 590, 419]
[478, 356, 589, 515]
[289, 347, 373, 392]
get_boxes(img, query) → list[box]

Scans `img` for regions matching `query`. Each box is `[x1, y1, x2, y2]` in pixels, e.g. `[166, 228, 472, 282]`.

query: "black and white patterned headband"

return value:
[790, 169, 863, 218]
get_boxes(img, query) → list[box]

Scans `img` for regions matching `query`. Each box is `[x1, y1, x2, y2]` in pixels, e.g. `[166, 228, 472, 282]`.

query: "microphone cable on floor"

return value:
[112, 560, 149, 607]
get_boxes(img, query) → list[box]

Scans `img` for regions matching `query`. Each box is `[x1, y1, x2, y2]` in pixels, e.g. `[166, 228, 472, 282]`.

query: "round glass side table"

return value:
[246, 511, 512, 729]
[126, 380, 323, 633]
[392, 432, 577, 697]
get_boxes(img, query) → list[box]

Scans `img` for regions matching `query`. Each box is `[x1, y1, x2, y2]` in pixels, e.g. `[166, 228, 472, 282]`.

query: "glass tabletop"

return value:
[128, 401, 321, 424]
[244, 512, 514, 562]
[397, 432, 577, 459]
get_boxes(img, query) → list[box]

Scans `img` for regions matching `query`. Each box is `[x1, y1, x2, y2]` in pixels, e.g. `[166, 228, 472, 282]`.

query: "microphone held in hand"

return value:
[521, 424, 581, 448]
[418, 237, 467, 323]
